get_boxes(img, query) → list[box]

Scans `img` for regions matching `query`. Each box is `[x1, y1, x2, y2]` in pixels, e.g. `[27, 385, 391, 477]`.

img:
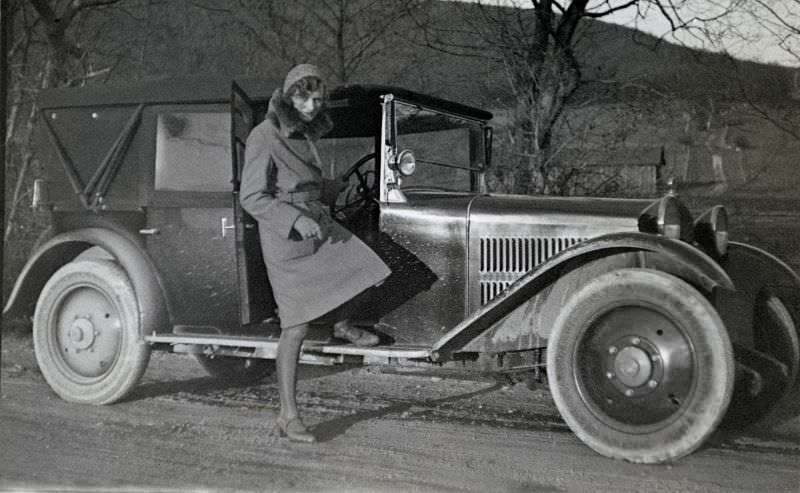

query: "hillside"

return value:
[374, 2, 799, 108]
[79, 1, 797, 108]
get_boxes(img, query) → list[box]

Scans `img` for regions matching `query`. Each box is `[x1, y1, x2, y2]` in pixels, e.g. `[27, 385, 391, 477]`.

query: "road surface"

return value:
[1, 332, 799, 492]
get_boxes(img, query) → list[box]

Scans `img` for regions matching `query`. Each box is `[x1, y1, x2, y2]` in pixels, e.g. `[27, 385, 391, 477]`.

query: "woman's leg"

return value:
[274, 323, 315, 442]
[276, 323, 309, 422]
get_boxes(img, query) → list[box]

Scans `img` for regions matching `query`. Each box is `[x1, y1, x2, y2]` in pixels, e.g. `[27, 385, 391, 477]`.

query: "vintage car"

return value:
[4, 77, 800, 464]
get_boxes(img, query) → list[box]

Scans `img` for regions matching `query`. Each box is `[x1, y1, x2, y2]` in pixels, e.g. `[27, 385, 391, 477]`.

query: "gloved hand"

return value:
[293, 216, 326, 241]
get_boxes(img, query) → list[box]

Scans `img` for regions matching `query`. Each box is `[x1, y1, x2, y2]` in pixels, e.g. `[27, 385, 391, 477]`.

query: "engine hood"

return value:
[396, 190, 652, 235]
[469, 193, 651, 234]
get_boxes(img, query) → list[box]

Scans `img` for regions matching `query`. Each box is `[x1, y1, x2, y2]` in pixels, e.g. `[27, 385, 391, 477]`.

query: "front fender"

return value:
[580, 232, 734, 292]
[432, 232, 734, 360]
[3, 228, 169, 337]
[722, 241, 800, 297]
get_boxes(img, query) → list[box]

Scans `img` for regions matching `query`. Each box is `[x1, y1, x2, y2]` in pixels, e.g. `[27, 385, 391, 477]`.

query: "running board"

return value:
[144, 332, 431, 364]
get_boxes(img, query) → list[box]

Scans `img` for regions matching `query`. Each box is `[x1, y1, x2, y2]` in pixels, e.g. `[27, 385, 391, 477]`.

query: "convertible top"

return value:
[36, 76, 494, 123]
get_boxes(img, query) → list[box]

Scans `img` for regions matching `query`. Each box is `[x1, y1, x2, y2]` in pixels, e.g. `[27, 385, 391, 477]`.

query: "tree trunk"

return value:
[4, 73, 43, 242]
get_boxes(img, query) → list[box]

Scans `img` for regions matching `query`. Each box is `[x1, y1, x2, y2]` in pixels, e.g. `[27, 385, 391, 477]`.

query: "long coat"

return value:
[240, 89, 391, 328]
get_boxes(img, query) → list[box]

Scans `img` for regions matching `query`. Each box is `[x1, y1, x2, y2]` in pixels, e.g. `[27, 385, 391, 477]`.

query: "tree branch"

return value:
[583, 0, 638, 18]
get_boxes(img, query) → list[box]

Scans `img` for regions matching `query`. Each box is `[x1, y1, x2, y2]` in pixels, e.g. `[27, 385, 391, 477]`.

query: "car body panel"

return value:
[39, 105, 145, 210]
[372, 194, 472, 343]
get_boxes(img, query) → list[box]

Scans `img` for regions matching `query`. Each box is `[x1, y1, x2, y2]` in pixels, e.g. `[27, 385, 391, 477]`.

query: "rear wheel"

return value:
[547, 268, 734, 463]
[33, 260, 150, 404]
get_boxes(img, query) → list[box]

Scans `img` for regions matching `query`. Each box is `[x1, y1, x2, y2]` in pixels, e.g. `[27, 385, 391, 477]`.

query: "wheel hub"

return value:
[53, 285, 124, 379]
[575, 303, 701, 430]
[68, 317, 96, 350]
[605, 336, 664, 397]
[614, 346, 652, 387]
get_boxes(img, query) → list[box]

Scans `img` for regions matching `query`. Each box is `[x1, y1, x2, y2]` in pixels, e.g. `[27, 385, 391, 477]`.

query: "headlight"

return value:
[638, 195, 693, 241]
[694, 205, 728, 256]
[392, 149, 416, 176]
[658, 195, 682, 239]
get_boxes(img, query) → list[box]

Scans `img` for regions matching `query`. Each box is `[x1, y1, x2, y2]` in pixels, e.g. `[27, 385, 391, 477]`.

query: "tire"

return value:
[546, 268, 734, 463]
[754, 293, 800, 402]
[33, 260, 150, 405]
[195, 355, 275, 384]
[726, 292, 800, 427]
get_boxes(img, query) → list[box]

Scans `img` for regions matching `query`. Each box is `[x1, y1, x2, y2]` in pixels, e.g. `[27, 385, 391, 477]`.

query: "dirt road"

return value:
[2, 332, 799, 493]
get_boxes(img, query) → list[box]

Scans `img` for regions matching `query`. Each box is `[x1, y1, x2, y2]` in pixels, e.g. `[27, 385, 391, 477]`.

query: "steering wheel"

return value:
[332, 152, 377, 217]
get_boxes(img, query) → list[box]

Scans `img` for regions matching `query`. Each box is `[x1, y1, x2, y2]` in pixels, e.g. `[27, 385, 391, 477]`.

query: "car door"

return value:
[143, 102, 244, 330]
[230, 82, 276, 325]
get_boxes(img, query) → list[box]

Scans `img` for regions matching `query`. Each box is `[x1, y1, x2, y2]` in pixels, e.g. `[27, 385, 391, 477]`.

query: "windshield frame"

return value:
[380, 95, 490, 202]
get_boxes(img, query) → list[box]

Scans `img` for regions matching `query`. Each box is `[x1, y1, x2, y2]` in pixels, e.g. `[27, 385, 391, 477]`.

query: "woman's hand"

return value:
[293, 216, 325, 240]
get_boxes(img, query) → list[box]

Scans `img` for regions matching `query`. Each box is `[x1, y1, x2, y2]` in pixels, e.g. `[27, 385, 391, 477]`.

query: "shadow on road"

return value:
[125, 362, 356, 402]
[312, 382, 504, 442]
[124, 376, 249, 402]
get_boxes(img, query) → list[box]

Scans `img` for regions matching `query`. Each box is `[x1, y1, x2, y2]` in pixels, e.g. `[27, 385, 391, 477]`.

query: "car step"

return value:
[144, 332, 431, 363]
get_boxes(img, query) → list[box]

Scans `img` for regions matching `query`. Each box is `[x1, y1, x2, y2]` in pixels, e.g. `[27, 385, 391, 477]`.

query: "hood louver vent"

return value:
[479, 236, 584, 305]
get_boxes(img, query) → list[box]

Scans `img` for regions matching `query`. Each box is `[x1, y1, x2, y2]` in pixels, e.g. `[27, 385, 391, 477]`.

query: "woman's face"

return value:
[291, 89, 324, 122]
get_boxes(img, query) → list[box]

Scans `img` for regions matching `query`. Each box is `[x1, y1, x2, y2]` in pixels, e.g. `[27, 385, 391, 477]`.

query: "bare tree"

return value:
[4, 0, 125, 298]
[698, 1, 800, 137]
[218, 0, 422, 85]
[2, 0, 10, 292]
[410, 0, 753, 195]
[648, 0, 800, 199]
[27, 0, 123, 86]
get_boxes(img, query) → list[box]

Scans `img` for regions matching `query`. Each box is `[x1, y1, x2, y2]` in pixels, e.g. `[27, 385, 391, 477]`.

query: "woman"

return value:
[240, 64, 391, 443]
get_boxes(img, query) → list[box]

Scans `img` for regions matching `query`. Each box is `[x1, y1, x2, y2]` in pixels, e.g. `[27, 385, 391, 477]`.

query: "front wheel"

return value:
[547, 268, 734, 463]
[33, 260, 150, 405]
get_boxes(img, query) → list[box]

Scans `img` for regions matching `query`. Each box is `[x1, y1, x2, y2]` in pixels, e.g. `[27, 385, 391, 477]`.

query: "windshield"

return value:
[394, 100, 485, 193]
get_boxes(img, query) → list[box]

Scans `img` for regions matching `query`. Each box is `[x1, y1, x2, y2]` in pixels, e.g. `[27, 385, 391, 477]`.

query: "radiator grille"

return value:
[479, 236, 584, 305]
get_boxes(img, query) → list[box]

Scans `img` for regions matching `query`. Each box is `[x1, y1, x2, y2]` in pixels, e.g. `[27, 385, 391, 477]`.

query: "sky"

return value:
[600, 1, 799, 67]
[455, 0, 800, 67]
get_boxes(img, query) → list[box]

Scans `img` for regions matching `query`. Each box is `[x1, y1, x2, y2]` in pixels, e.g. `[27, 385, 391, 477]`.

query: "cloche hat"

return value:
[283, 64, 324, 93]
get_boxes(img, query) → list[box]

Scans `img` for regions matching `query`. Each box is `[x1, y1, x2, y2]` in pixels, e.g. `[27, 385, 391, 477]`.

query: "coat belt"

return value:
[277, 189, 322, 203]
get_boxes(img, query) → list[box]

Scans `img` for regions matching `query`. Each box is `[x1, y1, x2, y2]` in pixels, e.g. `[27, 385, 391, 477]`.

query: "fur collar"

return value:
[267, 88, 333, 140]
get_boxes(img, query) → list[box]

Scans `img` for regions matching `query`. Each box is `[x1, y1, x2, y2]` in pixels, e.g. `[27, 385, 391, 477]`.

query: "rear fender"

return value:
[3, 228, 169, 337]
[433, 232, 734, 360]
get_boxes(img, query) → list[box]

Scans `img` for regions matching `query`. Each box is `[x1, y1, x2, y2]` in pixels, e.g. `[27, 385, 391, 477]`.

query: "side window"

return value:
[154, 111, 231, 192]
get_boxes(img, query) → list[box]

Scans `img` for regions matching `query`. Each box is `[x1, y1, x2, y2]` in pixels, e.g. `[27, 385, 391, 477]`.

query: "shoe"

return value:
[274, 416, 316, 443]
[333, 321, 379, 347]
